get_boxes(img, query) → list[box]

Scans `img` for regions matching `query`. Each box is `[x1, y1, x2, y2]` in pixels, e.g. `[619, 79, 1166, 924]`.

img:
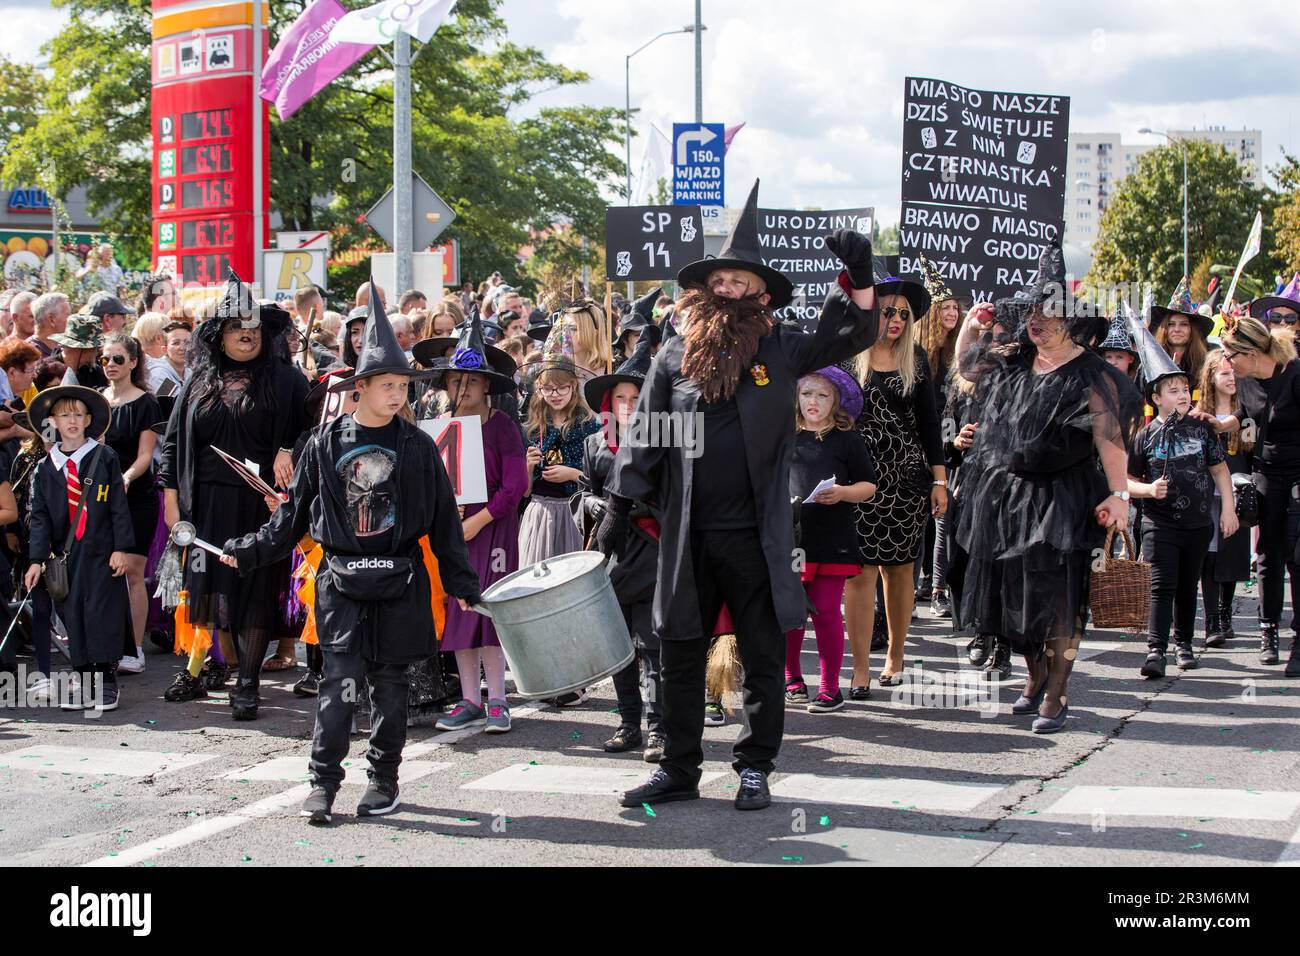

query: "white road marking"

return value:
[0, 745, 215, 778]
[464, 763, 725, 796]
[1045, 786, 1300, 821]
[1076, 640, 1124, 660]
[1276, 820, 1300, 866]
[222, 757, 450, 785]
[770, 774, 1005, 812]
[82, 785, 313, 867]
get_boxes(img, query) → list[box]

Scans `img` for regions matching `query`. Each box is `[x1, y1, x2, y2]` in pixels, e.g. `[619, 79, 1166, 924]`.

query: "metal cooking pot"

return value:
[473, 551, 633, 699]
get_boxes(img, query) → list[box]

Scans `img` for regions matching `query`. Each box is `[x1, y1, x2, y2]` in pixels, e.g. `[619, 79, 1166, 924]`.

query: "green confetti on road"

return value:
[322, 857, 334, 863]
[528, 760, 541, 765]
[146, 720, 156, 725]
[1196, 817, 1214, 823]
[642, 803, 656, 818]
[240, 854, 252, 862]
[819, 816, 830, 826]
[355, 855, 365, 860]
[295, 839, 311, 846]
[1022, 809, 1038, 815]
[1187, 843, 1204, 850]
[1177, 832, 1188, 838]
[781, 855, 803, 862]
[570, 731, 582, 739]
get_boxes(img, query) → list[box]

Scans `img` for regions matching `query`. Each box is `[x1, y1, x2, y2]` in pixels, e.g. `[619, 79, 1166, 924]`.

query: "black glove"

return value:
[595, 494, 632, 559]
[825, 229, 874, 290]
[641, 321, 663, 349]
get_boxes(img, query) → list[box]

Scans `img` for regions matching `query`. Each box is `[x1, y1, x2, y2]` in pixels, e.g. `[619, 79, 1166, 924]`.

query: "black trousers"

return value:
[310, 646, 410, 792]
[1141, 521, 1213, 650]
[660, 529, 785, 783]
[611, 600, 663, 734]
[1255, 470, 1300, 625]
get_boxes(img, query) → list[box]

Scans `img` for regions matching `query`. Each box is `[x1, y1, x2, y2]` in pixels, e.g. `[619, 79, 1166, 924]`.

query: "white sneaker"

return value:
[26, 676, 53, 705]
[117, 650, 145, 675]
[60, 680, 85, 711]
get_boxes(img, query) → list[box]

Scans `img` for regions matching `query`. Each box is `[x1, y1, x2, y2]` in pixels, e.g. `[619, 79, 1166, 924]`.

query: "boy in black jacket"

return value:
[223, 289, 481, 824]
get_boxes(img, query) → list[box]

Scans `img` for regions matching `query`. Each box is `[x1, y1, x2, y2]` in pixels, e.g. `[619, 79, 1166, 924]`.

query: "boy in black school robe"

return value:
[25, 386, 133, 711]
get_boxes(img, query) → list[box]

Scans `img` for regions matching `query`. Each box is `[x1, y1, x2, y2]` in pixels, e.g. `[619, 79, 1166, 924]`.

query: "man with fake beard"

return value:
[598, 180, 880, 810]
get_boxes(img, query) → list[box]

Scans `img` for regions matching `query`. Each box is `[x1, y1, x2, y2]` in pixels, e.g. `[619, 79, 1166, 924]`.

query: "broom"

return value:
[706, 633, 743, 710]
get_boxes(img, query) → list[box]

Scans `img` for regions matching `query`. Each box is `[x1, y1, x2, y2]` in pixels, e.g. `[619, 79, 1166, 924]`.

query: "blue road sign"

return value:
[672, 122, 725, 206]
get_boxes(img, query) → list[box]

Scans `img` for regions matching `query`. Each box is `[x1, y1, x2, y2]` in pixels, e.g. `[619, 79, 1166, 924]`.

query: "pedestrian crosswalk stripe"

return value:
[221, 756, 451, 785]
[770, 774, 1005, 812]
[464, 763, 725, 795]
[1276, 820, 1300, 866]
[83, 785, 313, 868]
[0, 745, 215, 778]
[1076, 640, 1124, 660]
[1044, 786, 1300, 821]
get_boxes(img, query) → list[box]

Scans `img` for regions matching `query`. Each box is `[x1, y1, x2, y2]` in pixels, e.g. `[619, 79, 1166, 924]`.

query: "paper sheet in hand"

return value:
[211, 445, 282, 499]
[803, 476, 837, 504]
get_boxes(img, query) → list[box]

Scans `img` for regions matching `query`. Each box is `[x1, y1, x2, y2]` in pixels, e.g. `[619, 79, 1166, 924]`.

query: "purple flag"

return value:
[260, 0, 374, 120]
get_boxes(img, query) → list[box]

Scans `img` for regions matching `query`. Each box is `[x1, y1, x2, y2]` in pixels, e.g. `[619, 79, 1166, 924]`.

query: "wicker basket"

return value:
[1088, 528, 1150, 630]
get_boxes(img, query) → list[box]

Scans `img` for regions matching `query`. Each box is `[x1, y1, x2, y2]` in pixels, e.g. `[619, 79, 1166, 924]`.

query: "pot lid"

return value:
[481, 550, 606, 603]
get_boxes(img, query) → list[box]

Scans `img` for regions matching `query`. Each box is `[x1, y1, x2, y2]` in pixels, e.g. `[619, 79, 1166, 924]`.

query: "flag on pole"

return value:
[724, 122, 746, 153]
[1223, 209, 1263, 309]
[330, 0, 458, 46]
[632, 124, 673, 205]
[260, 0, 374, 120]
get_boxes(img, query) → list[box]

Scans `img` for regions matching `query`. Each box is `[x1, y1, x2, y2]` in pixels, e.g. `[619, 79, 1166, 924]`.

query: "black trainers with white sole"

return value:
[301, 786, 335, 825]
[356, 780, 400, 817]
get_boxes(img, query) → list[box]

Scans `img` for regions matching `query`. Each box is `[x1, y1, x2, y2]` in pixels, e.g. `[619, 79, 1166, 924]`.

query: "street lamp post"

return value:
[1140, 127, 1189, 279]
[624, 23, 703, 295]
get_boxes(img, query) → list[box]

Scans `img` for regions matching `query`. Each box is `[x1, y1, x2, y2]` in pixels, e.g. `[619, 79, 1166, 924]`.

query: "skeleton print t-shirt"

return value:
[336, 416, 399, 553]
[1127, 415, 1225, 529]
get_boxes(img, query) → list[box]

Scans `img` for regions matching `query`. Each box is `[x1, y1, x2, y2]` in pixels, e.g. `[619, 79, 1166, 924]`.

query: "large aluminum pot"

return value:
[473, 551, 634, 699]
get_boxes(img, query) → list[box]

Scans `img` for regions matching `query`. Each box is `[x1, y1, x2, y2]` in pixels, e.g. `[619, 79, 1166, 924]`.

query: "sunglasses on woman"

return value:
[882, 307, 912, 322]
[1266, 311, 1298, 325]
[97, 354, 129, 367]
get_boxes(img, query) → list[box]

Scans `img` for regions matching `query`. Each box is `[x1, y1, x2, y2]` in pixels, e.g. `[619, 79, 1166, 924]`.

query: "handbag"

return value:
[1232, 472, 1258, 527]
[43, 442, 107, 604]
[1088, 527, 1151, 630]
[325, 553, 414, 602]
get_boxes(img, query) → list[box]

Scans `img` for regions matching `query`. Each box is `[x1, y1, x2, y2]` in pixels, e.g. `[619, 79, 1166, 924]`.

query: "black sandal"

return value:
[849, 685, 870, 701]
[876, 673, 904, 687]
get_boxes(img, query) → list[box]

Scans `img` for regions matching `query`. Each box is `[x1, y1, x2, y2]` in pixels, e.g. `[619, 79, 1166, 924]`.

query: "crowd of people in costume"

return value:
[3, 177, 1300, 823]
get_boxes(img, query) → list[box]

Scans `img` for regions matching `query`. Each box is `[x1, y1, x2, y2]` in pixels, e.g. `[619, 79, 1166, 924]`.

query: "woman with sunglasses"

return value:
[841, 274, 947, 696]
[1202, 314, 1300, 675]
[99, 333, 163, 676]
[159, 277, 310, 718]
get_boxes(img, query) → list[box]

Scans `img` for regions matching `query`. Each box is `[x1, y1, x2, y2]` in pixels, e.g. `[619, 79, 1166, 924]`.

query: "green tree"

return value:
[1085, 140, 1274, 298]
[1270, 153, 1300, 280]
[874, 221, 899, 255]
[0, 54, 47, 158]
[5, 0, 626, 295]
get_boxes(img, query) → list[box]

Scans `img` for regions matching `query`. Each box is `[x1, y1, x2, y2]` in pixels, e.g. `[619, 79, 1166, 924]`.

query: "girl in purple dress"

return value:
[426, 317, 528, 732]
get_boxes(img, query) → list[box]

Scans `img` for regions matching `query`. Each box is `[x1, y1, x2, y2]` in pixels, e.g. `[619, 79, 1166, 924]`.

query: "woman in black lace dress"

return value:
[842, 275, 946, 696]
[159, 277, 309, 719]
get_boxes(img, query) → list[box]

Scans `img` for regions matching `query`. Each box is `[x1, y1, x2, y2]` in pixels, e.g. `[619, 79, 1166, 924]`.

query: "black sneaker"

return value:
[357, 779, 400, 817]
[620, 768, 699, 807]
[643, 733, 666, 763]
[1175, 642, 1197, 670]
[808, 691, 845, 713]
[982, 639, 1012, 681]
[915, 575, 933, 602]
[603, 724, 643, 753]
[147, 628, 173, 653]
[301, 786, 335, 825]
[1140, 650, 1167, 679]
[97, 677, 120, 712]
[164, 671, 208, 702]
[932, 590, 952, 618]
[293, 670, 320, 697]
[784, 680, 809, 704]
[735, 768, 771, 810]
[704, 702, 726, 726]
[966, 634, 990, 667]
[201, 662, 231, 691]
[551, 688, 589, 707]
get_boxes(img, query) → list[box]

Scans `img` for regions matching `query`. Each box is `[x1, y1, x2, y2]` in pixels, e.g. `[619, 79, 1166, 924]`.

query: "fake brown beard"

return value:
[678, 288, 774, 403]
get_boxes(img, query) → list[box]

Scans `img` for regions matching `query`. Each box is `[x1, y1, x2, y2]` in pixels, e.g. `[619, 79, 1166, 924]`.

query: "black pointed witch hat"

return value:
[617, 286, 662, 340]
[1123, 299, 1185, 400]
[584, 323, 661, 410]
[328, 277, 434, 393]
[196, 269, 292, 348]
[420, 308, 518, 396]
[676, 179, 794, 308]
[1095, 313, 1138, 357]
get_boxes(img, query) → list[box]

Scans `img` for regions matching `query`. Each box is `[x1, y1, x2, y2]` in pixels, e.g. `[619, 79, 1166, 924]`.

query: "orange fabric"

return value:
[421, 536, 448, 639]
[172, 589, 212, 657]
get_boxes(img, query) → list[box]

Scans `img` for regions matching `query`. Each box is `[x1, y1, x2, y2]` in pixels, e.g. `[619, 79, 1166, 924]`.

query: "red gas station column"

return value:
[150, 0, 270, 291]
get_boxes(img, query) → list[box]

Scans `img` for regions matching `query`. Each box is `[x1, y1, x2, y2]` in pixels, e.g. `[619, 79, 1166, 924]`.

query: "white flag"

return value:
[632, 124, 672, 205]
[1224, 209, 1263, 309]
[330, 0, 457, 46]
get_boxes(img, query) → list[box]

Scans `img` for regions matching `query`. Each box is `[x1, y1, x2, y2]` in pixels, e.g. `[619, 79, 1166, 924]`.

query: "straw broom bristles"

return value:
[706, 633, 743, 708]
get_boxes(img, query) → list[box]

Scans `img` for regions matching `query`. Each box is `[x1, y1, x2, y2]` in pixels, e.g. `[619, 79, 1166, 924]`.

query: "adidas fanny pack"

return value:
[325, 553, 415, 601]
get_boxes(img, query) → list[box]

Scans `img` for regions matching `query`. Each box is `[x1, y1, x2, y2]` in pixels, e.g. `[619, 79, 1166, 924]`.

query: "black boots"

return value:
[1285, 636, 1300, 678]
[1259, 624, 1280, 665]
[870, 605, 887, 652]
[1206, 601, 1233, 648]
[1140, 648, 1167, 679]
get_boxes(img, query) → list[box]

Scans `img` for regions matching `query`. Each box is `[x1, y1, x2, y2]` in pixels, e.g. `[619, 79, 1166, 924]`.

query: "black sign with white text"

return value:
[900, 76, 1069, 303]
[605, 205, 704, 281]
[758, 206, 874, 329]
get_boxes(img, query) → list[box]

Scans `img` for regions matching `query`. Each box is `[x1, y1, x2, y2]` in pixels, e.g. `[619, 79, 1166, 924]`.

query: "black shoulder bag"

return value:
[43, 443, 107, 603]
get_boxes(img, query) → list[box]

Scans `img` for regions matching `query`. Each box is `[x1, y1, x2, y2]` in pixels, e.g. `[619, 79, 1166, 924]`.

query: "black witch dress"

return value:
[954, 348, 1141, 650]
[161, 357, 308, 643]
[103, 392, 163, 557]
[844, 344, 944, 566]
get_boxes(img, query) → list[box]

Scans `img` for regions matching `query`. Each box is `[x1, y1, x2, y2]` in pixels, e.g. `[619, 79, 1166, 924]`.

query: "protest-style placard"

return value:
[418, 415, 487, 505]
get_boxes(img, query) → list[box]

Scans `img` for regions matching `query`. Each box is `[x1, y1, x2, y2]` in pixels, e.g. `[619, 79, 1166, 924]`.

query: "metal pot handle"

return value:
[532, 558, 551, 578]
[472, 603, 493, 619]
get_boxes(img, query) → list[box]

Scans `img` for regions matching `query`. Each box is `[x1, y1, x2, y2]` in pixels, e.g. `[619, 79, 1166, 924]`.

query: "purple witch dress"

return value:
[440, 410, 529, 650]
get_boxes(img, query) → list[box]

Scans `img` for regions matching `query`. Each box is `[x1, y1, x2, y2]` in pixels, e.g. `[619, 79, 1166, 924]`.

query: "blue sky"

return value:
[9, 0, 1299, 224]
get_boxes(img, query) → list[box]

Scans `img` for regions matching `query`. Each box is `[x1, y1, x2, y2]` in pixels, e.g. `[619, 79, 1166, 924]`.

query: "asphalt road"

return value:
[2, 590, 1298, 867]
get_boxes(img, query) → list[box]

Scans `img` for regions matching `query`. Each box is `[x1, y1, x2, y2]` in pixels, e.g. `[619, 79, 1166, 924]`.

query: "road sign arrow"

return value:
[676, 126, 718, 166]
